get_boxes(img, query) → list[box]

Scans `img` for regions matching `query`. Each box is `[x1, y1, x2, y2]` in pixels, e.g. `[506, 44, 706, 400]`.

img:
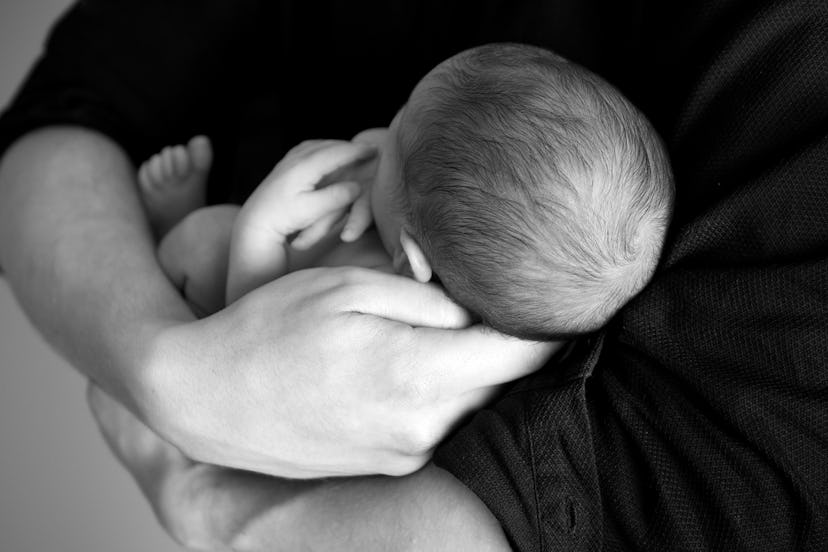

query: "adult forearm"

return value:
[228, 464, 510, 552]
[0, 126, 193, 416]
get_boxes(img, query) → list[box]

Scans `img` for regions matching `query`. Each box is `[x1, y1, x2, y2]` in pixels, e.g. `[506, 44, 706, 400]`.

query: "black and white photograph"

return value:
[1, 1, 826, 550]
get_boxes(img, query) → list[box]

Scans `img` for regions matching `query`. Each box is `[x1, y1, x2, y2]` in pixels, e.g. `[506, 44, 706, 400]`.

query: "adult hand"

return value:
[145, 266, 560, 479]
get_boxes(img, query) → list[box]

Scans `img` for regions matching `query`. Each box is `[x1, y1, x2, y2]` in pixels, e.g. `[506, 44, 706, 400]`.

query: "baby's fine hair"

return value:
[397, 43, 674, 340]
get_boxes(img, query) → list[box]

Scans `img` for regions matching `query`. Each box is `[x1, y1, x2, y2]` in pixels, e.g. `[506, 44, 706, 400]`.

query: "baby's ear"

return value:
[399, 229, 432, 283]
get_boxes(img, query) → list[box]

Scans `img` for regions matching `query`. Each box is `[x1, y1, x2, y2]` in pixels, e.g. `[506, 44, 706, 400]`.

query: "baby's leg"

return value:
[138, 136, 212, 238]
[137, 136, 234, 317]
[158, 205, 238, 318]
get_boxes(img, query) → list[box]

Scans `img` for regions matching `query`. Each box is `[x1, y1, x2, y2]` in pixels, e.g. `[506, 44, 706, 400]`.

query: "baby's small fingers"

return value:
[300, 180, 362, 219]
[292, 211, 344, 250]
[352, 128, 388, 147]
[286, 142, 377, 193]
[341, 192, 373, 242]
[289, 181, 361, 249]
[284, 139, 341, 161]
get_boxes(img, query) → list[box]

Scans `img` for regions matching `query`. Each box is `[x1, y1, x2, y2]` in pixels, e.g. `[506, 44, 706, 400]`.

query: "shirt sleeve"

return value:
[0, 0, 261, 165]
[434, 2, 828, 550]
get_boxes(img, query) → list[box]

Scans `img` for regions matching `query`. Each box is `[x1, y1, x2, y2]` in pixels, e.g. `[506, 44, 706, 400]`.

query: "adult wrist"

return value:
[126, 314, 198, 443]
[136, 314, 255, 469]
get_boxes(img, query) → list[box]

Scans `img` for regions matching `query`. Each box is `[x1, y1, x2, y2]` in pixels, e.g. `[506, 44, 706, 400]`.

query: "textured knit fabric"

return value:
[1, 1, 826, 550]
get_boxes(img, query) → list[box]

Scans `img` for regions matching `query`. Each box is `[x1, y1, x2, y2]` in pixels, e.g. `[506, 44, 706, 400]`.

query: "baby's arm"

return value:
[225, 140, 376, 304]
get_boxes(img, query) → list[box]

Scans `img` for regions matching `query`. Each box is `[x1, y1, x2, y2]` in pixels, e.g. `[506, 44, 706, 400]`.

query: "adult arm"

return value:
[88, 383, 511, 552]
[0, 126, 192, 415]
[0, 0, 259, 413]
[192, 466, 511, 552]
[231, 465, 510, 552]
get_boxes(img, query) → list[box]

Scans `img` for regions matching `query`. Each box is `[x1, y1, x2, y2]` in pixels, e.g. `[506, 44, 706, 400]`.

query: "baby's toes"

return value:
[171, 145, 191, 180]
[161, 147, 178, 183]
[137, 162, 152, 192]
[147, 154, 165, 188]
[187, 135, 213, 173]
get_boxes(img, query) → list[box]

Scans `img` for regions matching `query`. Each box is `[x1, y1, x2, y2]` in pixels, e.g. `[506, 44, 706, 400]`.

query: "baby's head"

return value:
[369, 43, 674, 340]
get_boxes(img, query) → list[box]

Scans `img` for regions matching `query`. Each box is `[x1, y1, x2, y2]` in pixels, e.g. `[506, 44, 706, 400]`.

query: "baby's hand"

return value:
[339, 184, 373, 243]
[240, 140, 377, 250]
[339, 128, 390, 243]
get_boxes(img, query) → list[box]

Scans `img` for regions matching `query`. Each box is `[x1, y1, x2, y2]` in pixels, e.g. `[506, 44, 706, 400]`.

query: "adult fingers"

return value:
[85, 382, 131, 460]
[431, 385, 503, 436]
[383, 385, 506, 462]
[343, 270, 472, 330]
[412, 325, 562, 393]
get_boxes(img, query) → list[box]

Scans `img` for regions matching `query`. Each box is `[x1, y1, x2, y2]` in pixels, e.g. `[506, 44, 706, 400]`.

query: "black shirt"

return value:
[1, 1, 826, 550]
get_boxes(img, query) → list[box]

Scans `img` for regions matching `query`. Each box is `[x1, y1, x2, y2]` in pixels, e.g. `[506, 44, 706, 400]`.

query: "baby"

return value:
[139, 43, 674, 341]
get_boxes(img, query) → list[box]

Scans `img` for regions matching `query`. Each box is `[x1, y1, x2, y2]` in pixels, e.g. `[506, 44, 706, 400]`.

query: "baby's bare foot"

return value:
[138, 135, 212, 237]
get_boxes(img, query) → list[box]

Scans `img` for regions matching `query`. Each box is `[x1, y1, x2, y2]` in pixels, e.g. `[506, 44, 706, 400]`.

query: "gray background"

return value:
[0, 1, 184, 550]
